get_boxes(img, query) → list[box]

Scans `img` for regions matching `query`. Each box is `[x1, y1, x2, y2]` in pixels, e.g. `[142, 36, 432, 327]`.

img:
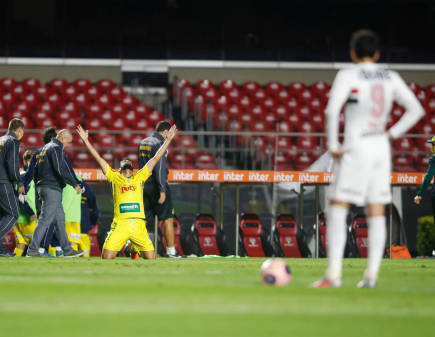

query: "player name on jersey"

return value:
[73, 169, 424, 185]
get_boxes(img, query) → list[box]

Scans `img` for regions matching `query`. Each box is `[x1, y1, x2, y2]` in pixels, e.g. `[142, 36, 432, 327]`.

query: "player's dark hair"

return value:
[8, 118, 24, 132]
[43, 127, 57, 144]
[156, 121, 171, 132]
[350, 29, 380, 58]
[120, 158, 134, 171]
[23, 149, 34, 162]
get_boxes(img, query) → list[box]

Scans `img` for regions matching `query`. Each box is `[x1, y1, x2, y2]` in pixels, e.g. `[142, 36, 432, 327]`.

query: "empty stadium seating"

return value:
[1, 76, 433, 172]
[175, 78, 435, 171]
[273, 214, 301, 258]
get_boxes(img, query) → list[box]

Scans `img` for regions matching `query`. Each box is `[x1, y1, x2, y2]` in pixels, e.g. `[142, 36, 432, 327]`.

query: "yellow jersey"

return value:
[105, 164, 152, 220]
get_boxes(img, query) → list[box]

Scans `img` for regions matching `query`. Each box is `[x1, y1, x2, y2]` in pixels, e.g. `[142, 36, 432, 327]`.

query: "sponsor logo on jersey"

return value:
[121, 185, 136, 193]
[119, 202, 140, 213]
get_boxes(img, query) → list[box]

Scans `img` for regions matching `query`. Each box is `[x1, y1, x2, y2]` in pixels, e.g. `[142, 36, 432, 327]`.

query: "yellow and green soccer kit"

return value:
[103, 164, 154, 252]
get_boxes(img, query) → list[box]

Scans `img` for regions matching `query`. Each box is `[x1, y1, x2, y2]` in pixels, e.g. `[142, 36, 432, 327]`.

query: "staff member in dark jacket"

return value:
[79, 180, 99, 257]
[0, 119, 25, 257]
[414, 136, 435, 220]
[27, 129, 84, 258]
[138, 121, 180, 257]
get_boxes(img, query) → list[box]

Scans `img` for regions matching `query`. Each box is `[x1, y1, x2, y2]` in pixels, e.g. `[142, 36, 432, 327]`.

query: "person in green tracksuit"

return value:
[62, 174, 83, 252]
[14, 150, 37, 257]
[414, 136, 435, 220]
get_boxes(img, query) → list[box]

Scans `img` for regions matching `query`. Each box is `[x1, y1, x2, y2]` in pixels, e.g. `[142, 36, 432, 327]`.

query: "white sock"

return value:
[167, 246, 176, 255]
[326, 205, 348, 280]
[365, 216, 386, 281]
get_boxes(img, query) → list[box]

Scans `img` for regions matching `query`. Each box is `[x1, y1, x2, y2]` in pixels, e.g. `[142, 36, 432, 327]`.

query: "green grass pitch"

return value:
[0, 258, 434, 337]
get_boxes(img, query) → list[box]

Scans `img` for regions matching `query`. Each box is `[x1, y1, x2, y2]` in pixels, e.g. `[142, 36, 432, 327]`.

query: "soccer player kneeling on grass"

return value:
[76, 124, 177, 259]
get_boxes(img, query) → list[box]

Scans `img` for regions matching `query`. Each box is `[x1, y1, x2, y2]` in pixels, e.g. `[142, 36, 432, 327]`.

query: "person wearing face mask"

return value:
[26, 129, 84, 258]
[0, 118, 25, 257]
[414, 136, 435, 221]
[76, 123, 177, 260]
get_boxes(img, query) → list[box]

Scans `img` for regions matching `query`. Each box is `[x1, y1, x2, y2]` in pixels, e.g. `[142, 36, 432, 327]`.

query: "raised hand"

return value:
[76, 125, 89, 143]
[166, 125, 178, 141]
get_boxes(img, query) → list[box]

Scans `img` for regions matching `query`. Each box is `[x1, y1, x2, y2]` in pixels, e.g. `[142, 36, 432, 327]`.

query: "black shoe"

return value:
[61, 249, 86, 258]
[0, 251, 15, 257]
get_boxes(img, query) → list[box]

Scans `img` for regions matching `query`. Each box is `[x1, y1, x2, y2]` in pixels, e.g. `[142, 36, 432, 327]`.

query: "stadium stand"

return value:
[351, 215, 369, 258]
[1, 76, 433, 171]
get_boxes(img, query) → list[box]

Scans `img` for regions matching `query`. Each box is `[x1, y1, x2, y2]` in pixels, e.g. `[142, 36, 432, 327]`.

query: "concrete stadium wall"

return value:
[0, 65, 122, 84]
[169, 67, 435, 86]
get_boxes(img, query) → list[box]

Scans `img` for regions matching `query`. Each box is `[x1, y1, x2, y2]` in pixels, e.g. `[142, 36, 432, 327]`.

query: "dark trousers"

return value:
[432, 196, 435, 221]
[0, 183, 19, 241]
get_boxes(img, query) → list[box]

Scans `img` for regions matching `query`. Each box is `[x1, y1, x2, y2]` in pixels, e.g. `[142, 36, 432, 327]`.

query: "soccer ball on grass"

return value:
[261, 258, 291, 286]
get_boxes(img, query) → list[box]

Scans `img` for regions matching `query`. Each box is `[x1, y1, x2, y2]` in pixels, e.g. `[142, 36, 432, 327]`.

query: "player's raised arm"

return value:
[76, 125, 109, 174]
[146, 124, 177, 172]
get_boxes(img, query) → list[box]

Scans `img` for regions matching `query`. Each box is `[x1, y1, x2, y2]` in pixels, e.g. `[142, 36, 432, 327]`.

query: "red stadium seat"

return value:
[294, 152, 314, 170]
[277, 121, 291, 133]
[22, 133, 43, 147]
[227, 104, 242, 120]
[1, 230, 15, 253]
[427, 84, 435, 99]
[251, 104, 265, 119]
[288, 82, 307, 98]
[112, 118, 127, 130]
[227, 87, 241, 103]
[239, 213, 265, 257]
[62, 85, 77, 102]
[216, 95, 229, 111]
[227, 119, 242, 132]
[352, 215, 368, 258]
[297, 136, 318, 151]
[219, 80, 238, 93]
[311, 81, 330, 98]
[196, 80, 215, 93]
[100, 110, 115, 127]
[274, 214, 301, 258]
[274, 104, 289, 120]
[239, 95, 252, 111]
[0, 115, 7, 129]
[393, 154, 416, 172]
[22, 78, 41, 93]
[74, 93, 89, 108]
[125, 110, 139, 127]
[74, 152, 96, 168]
[97, 79, 116, 94]
[240, 113, 253, 127]
[299, 89, 313, 105]
[147, 110, 164, 128]
[121, 95, 137, 110]
[193, 214, 222, 256]
[285, 97, 299, 113]
[309, 113, 325, 132]
[251, 120, 267, 133]
[88, 226, 101, 257]
[203, 87, 218, 102]
[252, 88, 267, 104]
[287, 112, 301, 131]
[0, 77, 18, 92]
[24, 93, 37, 107]
[109, 86, 125, 103]
[87, 103, 103, 118]
[298, 106, 312, 121]
[35, 86, 49, 102]
[407, 82, 421, 94]
[87, 118, 104, 130]
[275, 152, 293, 170]
[262, 97, 276, 113]
[213, 112, 229, 130]
[265, 82, 284, 97]
[135, 104, 152, 117]
[49, 78, 68, 94]
[309, 98, 323, 114]
[276, 89, 290, 104]
[158, 217, 184, 256]
[242, 81, 261, 96]
[86, 86, 99, 103]
[276, 137, 292, 151]
[393, 138, 415, 152]
[95, 133, 116, 148]
[74, 79, 92, 93]
[416, 155, 430, 172]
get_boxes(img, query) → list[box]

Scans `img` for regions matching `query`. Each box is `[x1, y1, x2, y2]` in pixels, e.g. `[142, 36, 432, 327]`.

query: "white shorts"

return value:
[328, 136, 392, 206]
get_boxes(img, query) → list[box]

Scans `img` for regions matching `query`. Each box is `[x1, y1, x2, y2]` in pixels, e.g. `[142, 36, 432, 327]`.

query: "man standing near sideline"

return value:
[312, 29, 424, 288]
[414, 136, 435, 220]
[0, 118, 25, 257]
[27, 129, 84, 258]
[138, 121, 180, 257]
